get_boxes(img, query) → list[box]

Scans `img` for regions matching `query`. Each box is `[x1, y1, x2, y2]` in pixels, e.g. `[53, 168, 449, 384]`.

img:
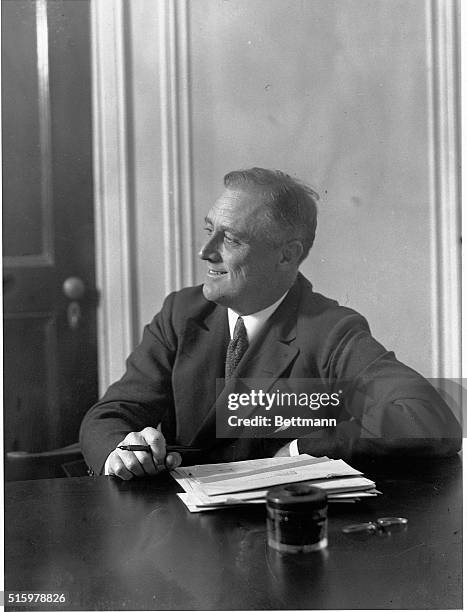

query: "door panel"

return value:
[2, 0, 46, 261]
[2, 0, 97, 452]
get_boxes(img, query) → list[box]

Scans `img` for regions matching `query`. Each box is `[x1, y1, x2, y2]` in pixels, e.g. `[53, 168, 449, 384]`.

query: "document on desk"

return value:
[171, 454, 378, 512]
[180, 455, 362, 496]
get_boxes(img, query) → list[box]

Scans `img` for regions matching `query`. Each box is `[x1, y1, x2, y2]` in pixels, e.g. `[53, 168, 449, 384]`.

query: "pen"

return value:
[117, 444, 202, 453]
[117, 444, 202, 469]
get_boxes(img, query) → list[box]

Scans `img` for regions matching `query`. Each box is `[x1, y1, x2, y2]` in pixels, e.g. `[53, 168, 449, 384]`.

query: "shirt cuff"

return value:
[289, 439, 299, 456]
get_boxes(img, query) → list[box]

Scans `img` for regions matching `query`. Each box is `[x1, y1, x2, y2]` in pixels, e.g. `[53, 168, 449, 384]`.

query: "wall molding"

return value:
[91, 0, 195, 390]
[426, 0, 461, 379]
[158, 0, 195, 295]
[36, 0, 54, 266]
[91, 0, 135, 392]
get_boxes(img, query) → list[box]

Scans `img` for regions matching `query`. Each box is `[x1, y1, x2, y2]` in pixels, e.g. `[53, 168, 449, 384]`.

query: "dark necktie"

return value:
[225, 316, 249, 379]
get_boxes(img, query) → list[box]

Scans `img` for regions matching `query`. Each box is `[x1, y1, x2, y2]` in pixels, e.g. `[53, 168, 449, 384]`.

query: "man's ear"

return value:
[280, 240, 303, 266]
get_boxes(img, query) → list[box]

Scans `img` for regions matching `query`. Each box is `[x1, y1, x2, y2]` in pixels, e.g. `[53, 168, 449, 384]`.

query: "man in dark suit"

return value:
[80, 168, 461, 479]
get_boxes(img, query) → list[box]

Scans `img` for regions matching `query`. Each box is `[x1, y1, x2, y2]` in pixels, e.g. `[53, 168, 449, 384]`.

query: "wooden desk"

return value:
[5, 456, 462, 610]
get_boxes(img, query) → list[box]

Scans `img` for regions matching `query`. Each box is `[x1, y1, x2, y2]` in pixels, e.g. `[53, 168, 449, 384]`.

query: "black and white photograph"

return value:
[2, 0, 462, 610]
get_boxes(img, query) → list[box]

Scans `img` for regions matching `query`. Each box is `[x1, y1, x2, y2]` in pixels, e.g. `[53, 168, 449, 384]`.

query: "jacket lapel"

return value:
[173, 304, 229, 445]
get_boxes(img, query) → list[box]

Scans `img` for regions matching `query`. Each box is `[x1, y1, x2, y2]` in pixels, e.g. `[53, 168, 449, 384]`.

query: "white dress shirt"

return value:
[227, 292, 288, 342]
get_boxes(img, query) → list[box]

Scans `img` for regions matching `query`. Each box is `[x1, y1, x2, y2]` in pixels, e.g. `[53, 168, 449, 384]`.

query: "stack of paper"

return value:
[171, 454, 379, 513]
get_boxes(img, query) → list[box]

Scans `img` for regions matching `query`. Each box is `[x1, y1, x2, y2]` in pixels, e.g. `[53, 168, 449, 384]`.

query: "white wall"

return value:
[92, 0, 460, 387]
[189, 0, 435, 375]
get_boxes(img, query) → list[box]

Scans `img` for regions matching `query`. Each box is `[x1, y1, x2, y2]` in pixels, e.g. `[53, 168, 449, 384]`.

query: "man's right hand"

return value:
[105, 427, 182, 480]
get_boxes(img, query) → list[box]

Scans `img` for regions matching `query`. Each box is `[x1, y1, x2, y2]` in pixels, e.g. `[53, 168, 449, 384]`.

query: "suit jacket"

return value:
[80, 274, 461, 474]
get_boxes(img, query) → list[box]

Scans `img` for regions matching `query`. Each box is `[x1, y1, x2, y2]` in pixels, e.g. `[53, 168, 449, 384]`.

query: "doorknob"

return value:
[62, 276, 85, 300]
[62, 277, 85, 329]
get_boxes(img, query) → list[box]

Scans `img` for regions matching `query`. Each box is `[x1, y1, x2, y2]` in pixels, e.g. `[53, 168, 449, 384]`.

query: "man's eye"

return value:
[224, 234, 238, 245]
[204, 227, 213, 236]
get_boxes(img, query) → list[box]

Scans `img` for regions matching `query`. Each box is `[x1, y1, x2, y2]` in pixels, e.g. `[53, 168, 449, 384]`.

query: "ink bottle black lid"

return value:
[266, 483, 328, 553]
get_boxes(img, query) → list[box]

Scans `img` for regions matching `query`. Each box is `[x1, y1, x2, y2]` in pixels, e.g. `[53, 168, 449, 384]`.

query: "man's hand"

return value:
[106, 427, 182, 480]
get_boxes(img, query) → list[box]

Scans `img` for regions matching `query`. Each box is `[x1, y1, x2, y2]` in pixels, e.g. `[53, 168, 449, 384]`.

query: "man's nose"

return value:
[199, 235, 222, 262]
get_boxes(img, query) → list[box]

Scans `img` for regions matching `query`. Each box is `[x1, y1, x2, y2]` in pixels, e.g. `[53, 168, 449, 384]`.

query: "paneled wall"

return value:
[92, 0, 460, 389]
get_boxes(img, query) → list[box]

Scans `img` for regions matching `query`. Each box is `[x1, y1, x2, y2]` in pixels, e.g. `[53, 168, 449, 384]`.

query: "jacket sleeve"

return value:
[297, 312, 462, 460]
[79, 292, 178, 474]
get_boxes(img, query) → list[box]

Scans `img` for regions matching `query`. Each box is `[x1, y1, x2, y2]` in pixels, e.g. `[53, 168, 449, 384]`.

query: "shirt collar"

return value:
[227, 290, 289, 343]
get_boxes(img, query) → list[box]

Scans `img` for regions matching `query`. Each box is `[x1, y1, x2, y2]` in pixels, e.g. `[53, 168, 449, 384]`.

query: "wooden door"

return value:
[2, 0, 97, 452]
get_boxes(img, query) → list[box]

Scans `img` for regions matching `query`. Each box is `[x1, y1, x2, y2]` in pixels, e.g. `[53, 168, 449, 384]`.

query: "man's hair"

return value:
[223, 167, 319, 262]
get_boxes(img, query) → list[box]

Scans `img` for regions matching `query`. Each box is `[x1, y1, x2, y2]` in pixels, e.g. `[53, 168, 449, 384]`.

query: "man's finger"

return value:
[108, 453, 135, 480]
[116, 448, 146, 477]
[165, 452, 182, 470]
[134, 449, 158, 476]
[140, 427, 166, 467]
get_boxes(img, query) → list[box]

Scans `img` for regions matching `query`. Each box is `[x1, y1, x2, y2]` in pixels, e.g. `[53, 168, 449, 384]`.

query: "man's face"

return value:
[199, 188, 286, 314]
